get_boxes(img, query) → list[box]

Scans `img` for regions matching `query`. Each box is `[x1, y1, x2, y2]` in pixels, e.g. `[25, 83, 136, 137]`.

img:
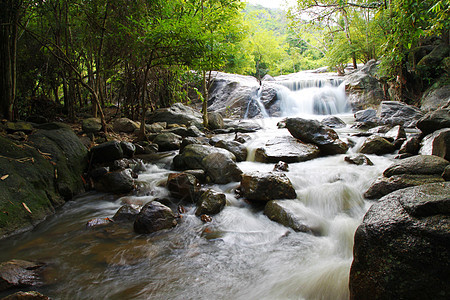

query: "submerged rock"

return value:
[0, 260, 46, 292]
[240, 172, 297, 203]
[350, 182, 450, 300]
[1, 291, 50, 299]
[134, 202, 177, 234]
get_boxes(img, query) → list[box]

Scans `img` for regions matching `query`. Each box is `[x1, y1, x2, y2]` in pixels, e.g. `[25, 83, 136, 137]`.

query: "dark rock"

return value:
[255, 136, 320, 163]
[443, 165, 450, 181]
[399, 134, 421, 155]
[379, 101, 424, 128]
[420, 86, 450, 112]
[207, 112, 224, 130]
[120, 141, 135, 158]
[234, 133, 251, 144]
[195, 189, 226, 216]
[285, 117, 338, 146]
[321, 116, 346, 128]
[82, 118, 102, 134]
[113, 205, 140, 222]
[383, 155, 449, 177]
[0, 260, 45, 292]
[344, 154, 374, 166]
[145, 122, 165, 133]
[385, 125, 406, 147]
[5, 122, 33, 134]
[134, 141, 158, 155]
[320, 138, 349, 155]
[86, 217, 114, 228]
[163, 125, 204, 138]
[416, 106, 450, 135]
[183, 169, 206, 183]
[90, 167, 109, 180]
[358, 135, 396, 155]
[354, 109, 378, 124]
[419, 128, 450, 161]
[1, 291, 50, 299]
[273, 161, 289, 172]
[350, 182, 450, 300]
[146, 102, 203, 129]
[202, 152, 242, 184]
[176, 144, 235, 170]
[364, 174, 444, 199]
[180, 137, 209, 152]
[94, 170, 135, 194]
[215, 140, 248, 162]
[224, 120, 262, 133]
[153, 132, 182, 151]
[240, 171, 297, 203]
[90, 141, 123, 164]
[113, 118, 139, 133]
[167, 173, 200, 203]
[134, 201, 177, 234]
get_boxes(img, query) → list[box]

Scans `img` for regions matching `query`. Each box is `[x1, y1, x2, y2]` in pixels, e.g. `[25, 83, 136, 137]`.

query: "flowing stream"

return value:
[0, 78, 394, 299]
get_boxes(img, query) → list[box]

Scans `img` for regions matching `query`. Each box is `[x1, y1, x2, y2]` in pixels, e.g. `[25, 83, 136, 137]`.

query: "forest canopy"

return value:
[0, 0, 448, 122]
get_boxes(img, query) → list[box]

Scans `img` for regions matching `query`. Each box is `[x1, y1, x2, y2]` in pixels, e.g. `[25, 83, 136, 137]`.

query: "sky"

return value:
[246, 0, 298, 10]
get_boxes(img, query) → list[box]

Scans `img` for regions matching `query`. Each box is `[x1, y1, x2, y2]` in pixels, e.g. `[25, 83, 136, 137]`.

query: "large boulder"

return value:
[152, 132, 182, 151]
[195, 189, 226, 216]
[398, 134, 421, 155]
[358, 135, 396, 155]
[383, 155, 449, 177]
[163, 125, 204, 138]
[82, 118, 102, 134]
[419, 128, 450, 161]
[133, 201, 177, 234]
[146, 103, 203, 129]
[255, 136, 320, 163]
[285, 117, 338, 146]
[0, 260, 46, 292]
[202, 152, 242, 184]
[214, 140, 248, 162]
[240, 172, 297, 203]
[207, 112, 224, 130]
[416, 105, 450, 135]
[350, 182, 450, 300]
[90, 141, 123, 164]
[321, 116, 346, 128]
[378, 101, 424, 128]
[174, 144, 235, 170]
[93, 170, 135, 194]
[420, 85, 450, 112]
[113, 118, 139, 133]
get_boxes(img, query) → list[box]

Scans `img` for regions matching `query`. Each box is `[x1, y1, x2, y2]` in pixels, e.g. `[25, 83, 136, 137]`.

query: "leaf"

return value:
[1, 174, 9, 180]
[22, 202, 32, 214]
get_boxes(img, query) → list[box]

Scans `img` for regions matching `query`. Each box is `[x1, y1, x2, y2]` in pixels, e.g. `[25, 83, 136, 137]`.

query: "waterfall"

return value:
[244, 87, 270, 119]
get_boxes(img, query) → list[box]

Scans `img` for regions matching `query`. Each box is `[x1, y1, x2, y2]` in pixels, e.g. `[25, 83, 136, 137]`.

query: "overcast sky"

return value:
[245, 0, 298, 9]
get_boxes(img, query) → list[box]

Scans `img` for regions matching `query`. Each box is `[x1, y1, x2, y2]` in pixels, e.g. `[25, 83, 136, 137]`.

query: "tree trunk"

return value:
[202, 69, 208, 129]
[0, 24, 12, 120]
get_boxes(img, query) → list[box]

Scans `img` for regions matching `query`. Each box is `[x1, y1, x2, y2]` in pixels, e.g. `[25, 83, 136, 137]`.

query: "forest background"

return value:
[1, 0, 449, 127]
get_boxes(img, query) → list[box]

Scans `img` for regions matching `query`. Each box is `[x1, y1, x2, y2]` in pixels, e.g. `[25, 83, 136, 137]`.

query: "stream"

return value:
[0, 78, 395, 299]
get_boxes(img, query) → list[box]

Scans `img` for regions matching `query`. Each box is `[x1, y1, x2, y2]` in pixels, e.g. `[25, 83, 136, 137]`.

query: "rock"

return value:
[202, 152, 243, 184]
[255, 136, 320, 163]
[145, 122, 165, 133]
[176, 144, 235, 170]
[384, 125, 406, 147]
[120, 141, 135, 158]
[183, 169, 206, 183]
[344, 154, 374, 166]
[262, 74, 275, 81]
[163, 125, 204, 138]
[240, 172, 297, 202]
[364, 174, 444, 199]
[179, 137, 209, 152]
[399, 134, 421, 155]
[320, 138, 349, 155]
[195, 189, 226, 216]
[152, 132, 182, 151]
[0, 260, 45, 292]
[443, 165, 450, 181]
[234, 133, 252, 144]
[113, 118, 139, 133]
[167, 173, 200, 203]
[273, 161, 289, 172]
[1, 291, 50, 299]
[94, 170, 135, 194]
[416, 106, 450, 135]
[207, 112, 224, 130]
[5, 122, 33, 134]
[419, 128, 450, 161]
[321, 116, 346, 128]
[353, 109, 379, 127]
[350, 182, 450, 300]
[383, 155, 449, 177]
[134, 202, 177, 234]
[146, 102, 203, 129]
[358, 135, 396, 155]
[378, 101, 424, 128]
[264, 200, 321, 234]
[134, 141, 158, 155]
[420, 85, 450, 112]
[221, 120, 262, 133]
[285, 117, 338, 146]
[112, 205, 140, 222]
[86, 217, 114, 228]
[214, 140, 248, 162]
[90, 141, 124, 164]
[82, 118, 102, 134]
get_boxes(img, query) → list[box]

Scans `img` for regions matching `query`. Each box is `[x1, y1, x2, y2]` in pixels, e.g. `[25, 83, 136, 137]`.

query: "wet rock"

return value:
[273, 161, 289, 172]
[176, 144, 235, 170]
[86, 217, 114, 228]
[364, 174, 444, 199]
[383, 155, 449, 177]
[234, 133, 251, 144]
[285, 117, 338, 146]
[320, 138, 349, 155]
[321, 116, 346, 128]
[350, 182, 450, 300]
[202, 152, 243, 184]
[94, 170, 135, 194]
[240, 171, 297, 202]
[200, 214, 213, 223]
[134, 201, 177, 234]
[120, 141, 135, 158]
[358, 135, 396, 155]
[344, 154, 374, 166]
[264, 200, 322, 234]
[153, 132, 182, 151]
[183, 169, 206, 183]
[167, 173, 200, 203]
[399, 134, 421, 155]
[419, 128, 450, 161]
[146, 102, 203, 129]
[82, 118, 102, 134]
[416, 106, 450, 135]
[443, 165, 450, 181]
[0, 260, 45, 292]
[90, 141, 124, 164]
[113, 205, 140, 222]
[195, 189, 226, 216]
[1, 291, 50, 300]
[207, 112, 224, 130]
[379, 101, 424, 128]
[255, 136, 320, 163]
[215, 140, 248, 162]
[113, 118, 139, 133]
